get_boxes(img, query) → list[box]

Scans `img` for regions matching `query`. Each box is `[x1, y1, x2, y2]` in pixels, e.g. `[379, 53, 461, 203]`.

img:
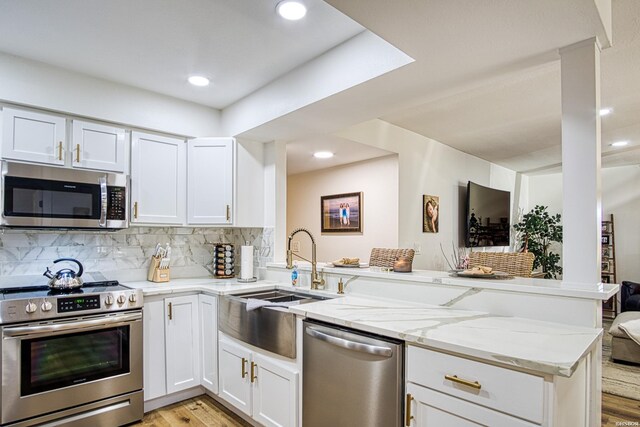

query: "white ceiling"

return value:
[0, 0, 364, 109]
[1, 0, 635, 175]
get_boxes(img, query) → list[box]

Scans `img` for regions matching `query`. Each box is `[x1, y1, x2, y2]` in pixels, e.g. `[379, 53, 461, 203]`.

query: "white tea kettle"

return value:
[43, 258, 84, 290]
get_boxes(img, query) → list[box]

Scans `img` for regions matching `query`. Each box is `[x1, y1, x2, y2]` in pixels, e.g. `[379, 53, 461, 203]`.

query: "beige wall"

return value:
[287, 155, 399, 263]
[335, 119, 525, 270]
[528, 165, 640, 284]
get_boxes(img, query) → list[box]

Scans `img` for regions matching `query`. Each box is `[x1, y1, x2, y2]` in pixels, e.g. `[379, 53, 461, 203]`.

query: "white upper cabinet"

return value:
[131, 131, 186, 224]
[1, 108, 66, 166]
[187, 137, 234, 225]
[71, 120, 127, 173]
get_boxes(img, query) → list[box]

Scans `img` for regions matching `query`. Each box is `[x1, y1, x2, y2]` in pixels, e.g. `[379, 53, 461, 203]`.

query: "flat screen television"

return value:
[466, 181, 510, 247]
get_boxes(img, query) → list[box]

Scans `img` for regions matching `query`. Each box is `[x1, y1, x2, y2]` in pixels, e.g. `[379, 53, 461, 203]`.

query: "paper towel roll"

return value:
[240, 245, 254, 279]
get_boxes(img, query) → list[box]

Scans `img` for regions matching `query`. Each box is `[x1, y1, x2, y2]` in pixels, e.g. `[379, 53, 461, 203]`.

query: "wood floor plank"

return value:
[602, 392, 640, 426]
[132, 395, 249, 427]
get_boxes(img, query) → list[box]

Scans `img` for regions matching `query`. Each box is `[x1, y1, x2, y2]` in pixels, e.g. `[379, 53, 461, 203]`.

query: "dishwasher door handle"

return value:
[305, 326, 393, 357]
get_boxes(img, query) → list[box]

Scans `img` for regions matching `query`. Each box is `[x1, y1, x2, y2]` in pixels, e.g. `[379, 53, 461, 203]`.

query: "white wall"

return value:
[0, 52, 221, 137]
[527, 165, 640, 283]
[287, 155, 399, 263]
[334, 119, 525, 270]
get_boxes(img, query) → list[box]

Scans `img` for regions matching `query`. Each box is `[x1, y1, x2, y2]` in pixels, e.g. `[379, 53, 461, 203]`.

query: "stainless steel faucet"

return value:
[286, 228, 325, 290]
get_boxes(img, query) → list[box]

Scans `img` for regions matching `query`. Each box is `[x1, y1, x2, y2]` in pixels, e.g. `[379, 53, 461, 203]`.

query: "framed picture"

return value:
[602, 247, 611, 258]
[601, 275, 611, 283]
[320, 192, 362, 233]
[601, 234, 610, 245]
[601, 261, 610, 272]
[423, 195, 439, 233]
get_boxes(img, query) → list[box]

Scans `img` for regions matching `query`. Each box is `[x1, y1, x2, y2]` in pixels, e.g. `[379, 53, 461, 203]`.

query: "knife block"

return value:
[147, 255, 170, 283]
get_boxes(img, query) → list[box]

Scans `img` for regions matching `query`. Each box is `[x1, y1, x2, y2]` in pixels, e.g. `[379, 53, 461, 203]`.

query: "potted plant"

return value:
[513, 205, 563, 279]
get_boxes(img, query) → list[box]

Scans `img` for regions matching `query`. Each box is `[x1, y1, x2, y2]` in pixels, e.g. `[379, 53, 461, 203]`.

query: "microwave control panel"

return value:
[57, 295, 101, 313]
[107, 187, 126, 220]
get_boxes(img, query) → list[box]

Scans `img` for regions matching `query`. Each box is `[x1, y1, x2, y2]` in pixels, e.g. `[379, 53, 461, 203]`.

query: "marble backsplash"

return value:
[0, 226, 273, 286]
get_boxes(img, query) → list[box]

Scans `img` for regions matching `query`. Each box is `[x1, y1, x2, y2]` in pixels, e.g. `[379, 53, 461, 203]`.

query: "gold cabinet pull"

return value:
[250, 361, 257, 383]
[133, 202, 138, 219]
[226, 205, 230, 221]
[445, 374, 482, 390]
[58, 141, 63, 161]
[168, 302, 172, 320]
[405, 393, 414, 426]
[241, 358, 248, 379]
[75, 144, 80, 162]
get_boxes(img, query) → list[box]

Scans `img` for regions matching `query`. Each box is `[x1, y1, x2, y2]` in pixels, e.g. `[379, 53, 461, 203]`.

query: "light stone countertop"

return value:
[125, 277, 602, 378]
[266, 262, 619, 301]
[288, 295, 602, 378]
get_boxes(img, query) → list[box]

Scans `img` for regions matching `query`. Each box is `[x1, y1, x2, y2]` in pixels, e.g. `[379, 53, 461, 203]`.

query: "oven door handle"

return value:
[2, 312, 142, 338]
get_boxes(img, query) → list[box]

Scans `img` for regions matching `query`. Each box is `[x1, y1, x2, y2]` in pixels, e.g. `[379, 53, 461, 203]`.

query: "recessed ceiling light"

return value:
[600, 108, 612, 116]
[313, 151, 333, 159]
[610, 141, 628, 147]
[188, 75, 210, 87]
[276, 1, 307, 20]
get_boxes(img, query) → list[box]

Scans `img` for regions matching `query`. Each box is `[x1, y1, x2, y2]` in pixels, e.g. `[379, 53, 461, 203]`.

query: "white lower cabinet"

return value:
[144, 294, 217, 402]
[199, 294, 218, 394]
[406, 383, 537, 427]
[219, 336, 299, 427]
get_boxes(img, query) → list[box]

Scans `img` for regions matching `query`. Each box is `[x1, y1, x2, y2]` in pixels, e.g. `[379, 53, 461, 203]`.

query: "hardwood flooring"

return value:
[602, 392, 640, 426]
[135, 392, 639, 426]
[131, 395, 251, 427]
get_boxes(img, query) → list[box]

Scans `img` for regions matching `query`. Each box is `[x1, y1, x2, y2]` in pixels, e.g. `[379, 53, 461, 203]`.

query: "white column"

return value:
[560, 38, 602, 289]
[559, 37, 602, 427]
[263, 140, 288, 262]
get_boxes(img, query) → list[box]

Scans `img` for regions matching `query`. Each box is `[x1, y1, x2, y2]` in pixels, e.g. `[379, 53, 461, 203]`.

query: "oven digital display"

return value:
[57, 295, 100, 312]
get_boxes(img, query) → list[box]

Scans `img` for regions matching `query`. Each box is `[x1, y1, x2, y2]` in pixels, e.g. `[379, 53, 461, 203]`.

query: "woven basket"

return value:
[369, 248, 415, 269]
[467, 252, 535, 278]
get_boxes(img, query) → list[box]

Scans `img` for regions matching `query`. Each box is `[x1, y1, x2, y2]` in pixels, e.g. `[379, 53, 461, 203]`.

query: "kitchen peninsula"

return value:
[124, 263, 616, 426]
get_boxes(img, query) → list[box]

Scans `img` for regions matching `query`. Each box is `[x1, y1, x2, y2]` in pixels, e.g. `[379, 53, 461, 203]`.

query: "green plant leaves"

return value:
[513, 205, 563, 279]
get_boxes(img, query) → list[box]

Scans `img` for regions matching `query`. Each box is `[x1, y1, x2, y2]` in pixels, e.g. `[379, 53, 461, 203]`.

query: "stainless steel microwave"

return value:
[1, 162, 129, 229]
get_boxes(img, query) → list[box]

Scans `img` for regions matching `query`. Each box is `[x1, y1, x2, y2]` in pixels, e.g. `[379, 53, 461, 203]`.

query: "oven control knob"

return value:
[117, 294, 126, 305]
[128, 294, 137, 304]
[105, 294, 114, 306]
[41, 300, 53, 312]
[25, 302, 37, 314]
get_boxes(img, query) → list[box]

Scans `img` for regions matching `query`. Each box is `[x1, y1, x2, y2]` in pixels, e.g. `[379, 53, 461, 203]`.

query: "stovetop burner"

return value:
[0, 281, 127, 300]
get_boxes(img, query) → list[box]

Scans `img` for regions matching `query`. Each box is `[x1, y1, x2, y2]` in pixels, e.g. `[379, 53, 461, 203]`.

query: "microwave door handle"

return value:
[99, 176, 107, 228]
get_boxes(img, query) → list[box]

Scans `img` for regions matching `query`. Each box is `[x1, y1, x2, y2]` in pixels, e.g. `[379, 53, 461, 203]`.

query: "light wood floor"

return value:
[602, 392, 640, 426]
[130, 395, 250, 427]
[133, 392, 639, 426]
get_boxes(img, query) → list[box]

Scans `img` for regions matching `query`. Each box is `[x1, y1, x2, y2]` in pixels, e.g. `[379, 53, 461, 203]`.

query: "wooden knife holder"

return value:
[147, 255, 170, 283]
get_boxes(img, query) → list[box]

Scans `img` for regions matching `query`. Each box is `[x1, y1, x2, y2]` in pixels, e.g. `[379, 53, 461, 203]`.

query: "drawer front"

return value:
[407, 346, 544, 424]
[407, 383, 538, 427]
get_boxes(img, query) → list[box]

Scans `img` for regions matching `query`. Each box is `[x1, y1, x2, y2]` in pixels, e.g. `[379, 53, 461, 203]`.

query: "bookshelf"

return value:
[601, 214, 617, 318]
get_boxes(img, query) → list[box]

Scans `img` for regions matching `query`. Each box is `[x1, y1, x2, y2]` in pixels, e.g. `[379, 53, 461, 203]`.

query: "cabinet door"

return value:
[71, 120, 127, 173]
[131, 131, 186, 224]
[407, 383, 537, 427]
[2, 108, 65, 165]
[187, 137, 234, 224]
[252, 353, 298, 427]
[219, 338, 252, 416]
[143, 300, 167, 401]
[199, 294, 218, 394]
[165, 295, 200, 394]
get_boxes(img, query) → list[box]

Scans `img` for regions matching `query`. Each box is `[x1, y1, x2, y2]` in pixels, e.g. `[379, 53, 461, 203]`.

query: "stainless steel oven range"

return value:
[0, 281, 143, 427]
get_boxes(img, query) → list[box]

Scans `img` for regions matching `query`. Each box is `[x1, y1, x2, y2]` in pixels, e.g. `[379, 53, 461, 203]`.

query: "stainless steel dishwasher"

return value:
[303, 319, 404, 427]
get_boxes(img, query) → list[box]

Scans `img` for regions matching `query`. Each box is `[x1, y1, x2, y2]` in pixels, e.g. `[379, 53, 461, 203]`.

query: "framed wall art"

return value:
[423, 195, 439, 233]
[321, 192, 363, 233]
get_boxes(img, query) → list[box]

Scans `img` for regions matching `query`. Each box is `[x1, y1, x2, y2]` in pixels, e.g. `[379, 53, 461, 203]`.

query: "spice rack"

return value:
[213, 243, 235, 279]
